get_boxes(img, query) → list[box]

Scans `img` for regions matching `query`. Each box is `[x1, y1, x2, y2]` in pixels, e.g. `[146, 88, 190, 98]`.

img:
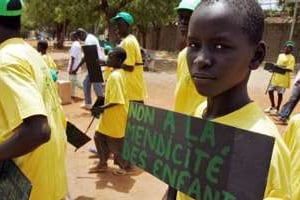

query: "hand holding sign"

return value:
[66, 122, 91, 151]
[122, 103, 275, 200]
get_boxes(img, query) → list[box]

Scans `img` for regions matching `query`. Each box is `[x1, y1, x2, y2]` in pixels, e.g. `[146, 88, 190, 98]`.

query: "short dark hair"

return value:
[37, 40, 48, 50]
[111, 47, 127, 63]
[0, 15, 21, 30]
[198, 0, 265, 44]
[70, 31, 77, 39]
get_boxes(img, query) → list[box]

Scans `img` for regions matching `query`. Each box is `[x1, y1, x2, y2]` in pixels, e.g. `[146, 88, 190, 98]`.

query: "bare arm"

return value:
[0, 115, 51, 160]
[69, 57, 75, 74]
[122, 64, 134, 72]
[73, 57, 85, 73]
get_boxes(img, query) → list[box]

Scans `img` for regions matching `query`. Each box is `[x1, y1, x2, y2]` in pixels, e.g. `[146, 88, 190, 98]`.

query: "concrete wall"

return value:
[138, 21, 300, 63]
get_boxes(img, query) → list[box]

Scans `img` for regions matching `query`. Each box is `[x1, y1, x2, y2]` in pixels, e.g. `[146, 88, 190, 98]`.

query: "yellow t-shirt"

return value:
[271, 53, 295, 88]
[284, 114, 300, 199]
[120, 34, 147, 101]
[43, 53, 57, 70]
[174, 48, 206, 115]
[0, 38, 67, 200]
[177, 102, 291, 200]
[97, 69, 128, 138]
[102, 66, 113, 82]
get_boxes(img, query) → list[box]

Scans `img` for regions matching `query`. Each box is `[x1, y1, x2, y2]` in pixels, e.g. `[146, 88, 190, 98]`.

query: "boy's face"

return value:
[177, 9, 193, 37]
[37, 44, 44, 54]
[114, 18, 128, 38]
[284, 46, 293, 54]
[187, 2, 258, 97]
[107, 52, 121, 68]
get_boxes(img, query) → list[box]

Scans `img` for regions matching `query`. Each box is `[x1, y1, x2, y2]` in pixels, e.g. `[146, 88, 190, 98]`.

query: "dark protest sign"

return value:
[82, 45, 103, 83]
[66, 121, 91, 150]
[0, 160, 32, 200]
[122, 102, 275, 200]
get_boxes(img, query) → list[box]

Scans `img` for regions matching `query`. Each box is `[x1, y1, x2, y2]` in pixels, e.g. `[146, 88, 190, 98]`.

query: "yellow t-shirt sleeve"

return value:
[121, 39, 136, 66]
[284, 115, 300, 199]
[0, 62, 47, 134]
[263, 140, 291, 200]
[105, 74, 125, 105]
[44, 54, 57, 70]
[286, 56, 295, 71]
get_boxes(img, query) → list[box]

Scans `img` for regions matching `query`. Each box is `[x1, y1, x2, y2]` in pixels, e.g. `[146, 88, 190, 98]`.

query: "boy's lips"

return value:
[192, 73, 217, 80]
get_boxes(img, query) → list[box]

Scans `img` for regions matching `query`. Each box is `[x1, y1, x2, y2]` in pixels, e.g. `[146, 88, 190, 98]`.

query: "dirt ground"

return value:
[52, 50, 299, 200]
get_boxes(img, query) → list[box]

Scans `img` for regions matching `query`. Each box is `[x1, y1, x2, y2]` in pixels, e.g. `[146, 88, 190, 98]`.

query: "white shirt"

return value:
[68, 40, 82, 71]
[84, 33, 104, 59]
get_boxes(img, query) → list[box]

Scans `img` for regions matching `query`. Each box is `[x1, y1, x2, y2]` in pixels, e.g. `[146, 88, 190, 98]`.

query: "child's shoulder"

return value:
[108, 69, 124, 80]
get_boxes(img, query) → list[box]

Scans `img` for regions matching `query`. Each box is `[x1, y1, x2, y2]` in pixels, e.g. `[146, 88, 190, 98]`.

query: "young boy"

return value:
[68, 31, 83, 98]
[89, 47, 134, 175]
[111, 11, 147, 103]
[37, 39, 58, 81]
[102, 44, 113, 82]
[0, 1, 68, 199]
[265, 41, 296, 115]
[174, 0, 205, 116]
[283, 114, 300, 199]
[175, 0, 291, 199]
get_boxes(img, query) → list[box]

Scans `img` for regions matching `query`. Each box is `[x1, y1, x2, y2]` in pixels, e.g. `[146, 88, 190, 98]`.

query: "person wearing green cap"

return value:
[265, 41, 296, 115]
[111, 11, 147, 103]
[167, 1, 204, 198]
[174, 0, 204, 117]
[176, 0, 201, 50]
[0, 0, 68, 199]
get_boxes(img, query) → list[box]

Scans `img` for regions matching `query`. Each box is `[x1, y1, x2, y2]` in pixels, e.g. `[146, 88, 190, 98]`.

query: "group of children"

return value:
[2, 0, 300, 199]
[89, 12, 146, 175]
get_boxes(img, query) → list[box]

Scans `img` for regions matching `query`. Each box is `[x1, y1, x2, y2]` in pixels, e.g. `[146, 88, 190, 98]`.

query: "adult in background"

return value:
[277, 58, 300, 124]
[111, 11, 147, 103]
[74, 28, 105, 110]
[68, 31, 83, 99]
[0, 0, 68, 199]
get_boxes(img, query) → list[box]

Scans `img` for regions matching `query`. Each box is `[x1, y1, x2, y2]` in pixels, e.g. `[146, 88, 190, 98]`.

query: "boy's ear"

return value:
[250, 41, 266, 70]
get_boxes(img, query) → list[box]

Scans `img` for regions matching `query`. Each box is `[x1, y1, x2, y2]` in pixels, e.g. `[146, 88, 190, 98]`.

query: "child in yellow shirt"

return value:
[265, 41, 296, 115]
[174, 0, 205, 116]
[37, 39, 58, 81]
[89, 47, 135, 175]
[173, 0, 291, 199]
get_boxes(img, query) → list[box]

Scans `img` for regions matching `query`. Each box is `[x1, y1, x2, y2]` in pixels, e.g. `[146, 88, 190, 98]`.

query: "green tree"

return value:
[23, 0, 100, 48]
[126, 0, 177, 49]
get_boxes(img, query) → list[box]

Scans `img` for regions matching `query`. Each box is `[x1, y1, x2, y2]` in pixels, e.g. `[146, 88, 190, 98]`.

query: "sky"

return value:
[258, 0, 282, 10]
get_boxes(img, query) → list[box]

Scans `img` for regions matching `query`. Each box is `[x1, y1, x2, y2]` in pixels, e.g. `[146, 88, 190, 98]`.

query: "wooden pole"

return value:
[289, 0, 299, 40]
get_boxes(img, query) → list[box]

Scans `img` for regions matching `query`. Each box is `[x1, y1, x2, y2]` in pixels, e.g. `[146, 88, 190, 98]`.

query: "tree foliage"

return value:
[23, 0, 179, 49]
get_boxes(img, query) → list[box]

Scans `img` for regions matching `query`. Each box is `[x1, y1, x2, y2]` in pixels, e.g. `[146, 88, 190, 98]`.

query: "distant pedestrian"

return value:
[265, 41, 296, 115]
[68, 31, 83, 99]
[74, 28, 105, 110]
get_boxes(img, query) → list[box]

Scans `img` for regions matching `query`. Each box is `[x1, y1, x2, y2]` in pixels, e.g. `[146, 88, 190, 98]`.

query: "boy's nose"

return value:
[193, 49, 212, 69]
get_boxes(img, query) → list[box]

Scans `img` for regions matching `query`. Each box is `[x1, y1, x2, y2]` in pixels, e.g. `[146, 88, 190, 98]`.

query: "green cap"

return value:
[176, 0, 201, 11]
[0, 0, 23, 17]
[104, 45, 113, 54]
[111, 11, 134, 25]
[285, 40, 296, 48]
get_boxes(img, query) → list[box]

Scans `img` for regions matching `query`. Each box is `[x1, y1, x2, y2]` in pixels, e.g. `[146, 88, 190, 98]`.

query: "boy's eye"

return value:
[188, 42, 201, 49]
[215, 44, 229, 50]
